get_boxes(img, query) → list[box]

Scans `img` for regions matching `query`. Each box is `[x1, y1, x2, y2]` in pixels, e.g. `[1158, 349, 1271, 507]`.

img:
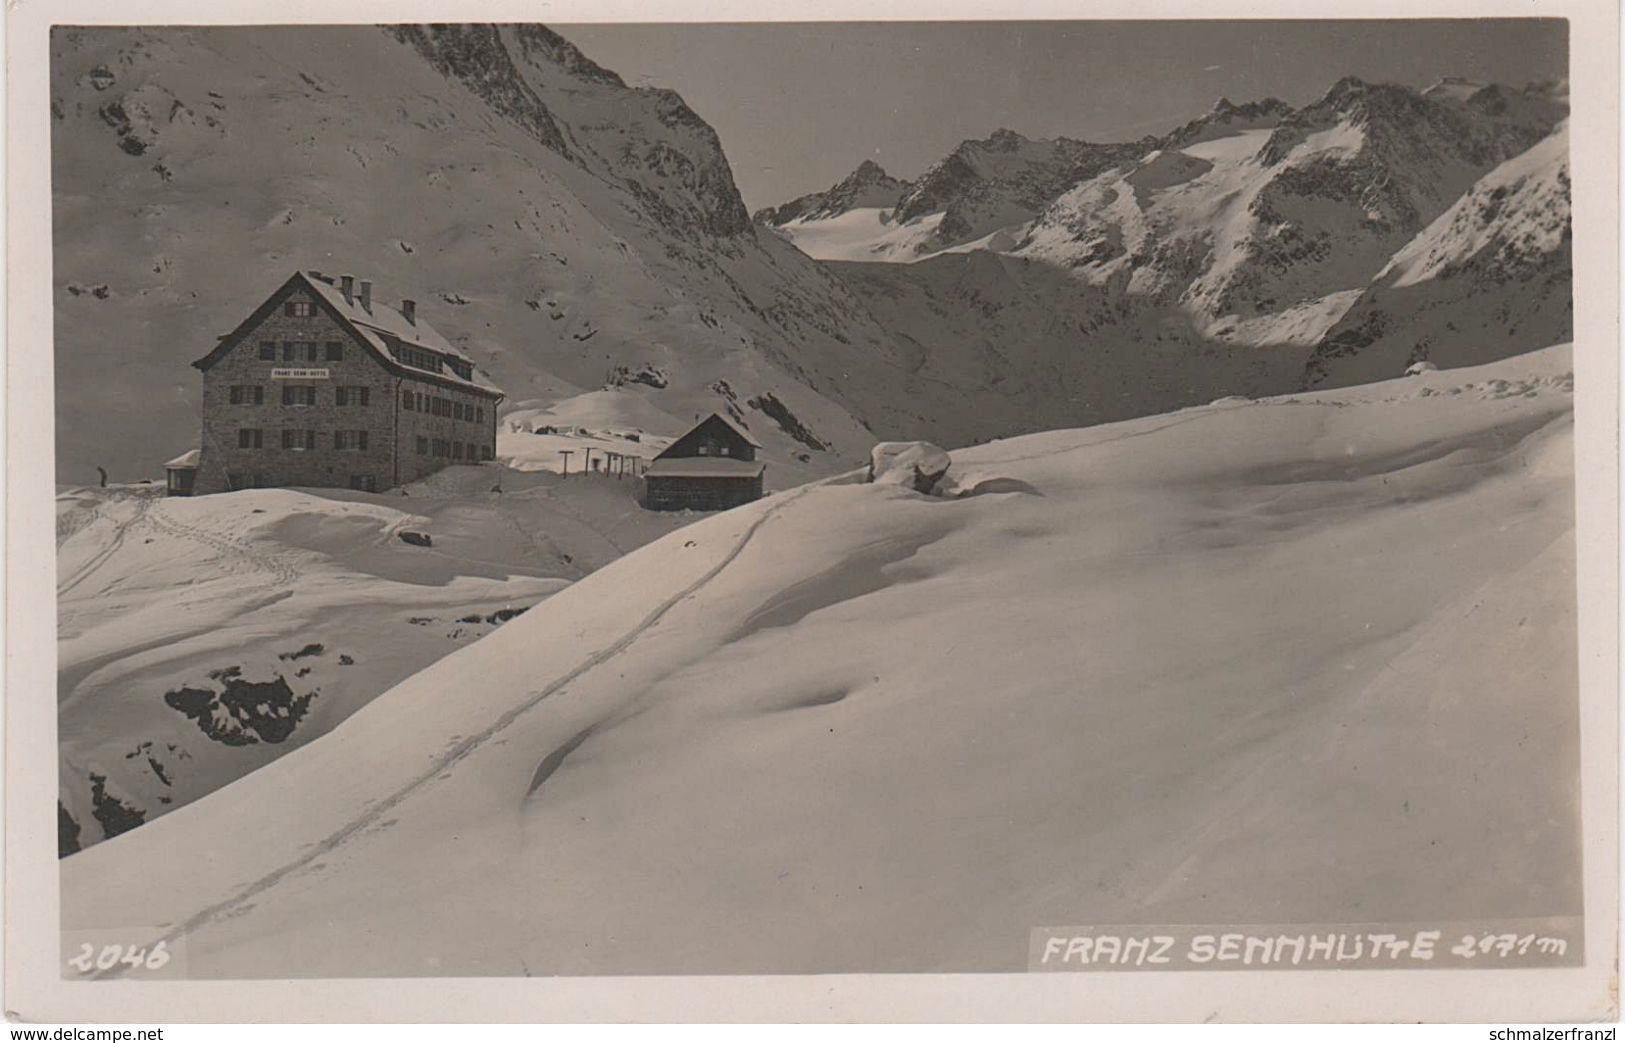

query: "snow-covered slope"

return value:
[63, 346, 1577, 976]
[1304, 123, 1572, 387]
[1017, 78, 1563, 337]
[56, 458, 696, 855]
[806, 78, 1568, 430]
[51, 25, 994, 487]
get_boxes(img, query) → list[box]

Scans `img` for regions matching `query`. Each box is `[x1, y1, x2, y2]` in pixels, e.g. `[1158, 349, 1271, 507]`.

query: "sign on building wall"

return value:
[270, 368, 331, 379]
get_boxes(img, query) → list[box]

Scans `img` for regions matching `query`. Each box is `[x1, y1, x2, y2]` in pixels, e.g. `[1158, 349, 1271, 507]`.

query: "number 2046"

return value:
[63, 939, 179, 979]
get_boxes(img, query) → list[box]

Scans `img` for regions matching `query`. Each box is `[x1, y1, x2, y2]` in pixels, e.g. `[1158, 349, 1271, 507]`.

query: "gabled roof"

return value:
[165, 448, 203, 469]
[708, 410, 764, 449]
[193, 271, 503, 398]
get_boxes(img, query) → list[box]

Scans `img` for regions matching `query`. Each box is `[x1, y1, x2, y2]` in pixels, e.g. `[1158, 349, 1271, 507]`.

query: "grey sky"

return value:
[556, 20, 1568, 212]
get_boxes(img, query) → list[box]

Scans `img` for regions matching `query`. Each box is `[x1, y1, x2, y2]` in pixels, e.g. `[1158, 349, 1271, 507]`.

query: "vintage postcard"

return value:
[6, 0, 1618, 1024]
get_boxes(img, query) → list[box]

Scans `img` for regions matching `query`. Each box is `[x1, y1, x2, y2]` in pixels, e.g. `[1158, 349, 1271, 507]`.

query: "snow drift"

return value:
[62, 346, 1578, 976]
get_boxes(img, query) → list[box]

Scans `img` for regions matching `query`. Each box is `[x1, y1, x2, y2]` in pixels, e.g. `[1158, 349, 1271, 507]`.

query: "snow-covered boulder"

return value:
[868, 441, 952, 494]
[1407, 360, 1440, 376]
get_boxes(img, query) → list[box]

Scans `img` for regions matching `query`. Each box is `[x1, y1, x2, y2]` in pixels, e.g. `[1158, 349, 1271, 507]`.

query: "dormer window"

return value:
[391, 343, 445, 375]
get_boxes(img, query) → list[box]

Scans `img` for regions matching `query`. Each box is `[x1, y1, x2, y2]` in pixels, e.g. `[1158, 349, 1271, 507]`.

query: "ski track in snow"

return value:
[135, 502, 302, 587]
[59, 490, 302, 600]
[56, 492, 156, 597]
[92, 482, 818, 978]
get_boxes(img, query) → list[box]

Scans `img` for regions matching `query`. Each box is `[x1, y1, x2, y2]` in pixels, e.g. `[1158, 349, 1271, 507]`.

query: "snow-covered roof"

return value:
[706, 411, 762, 449]
[165, 449, 203, 469]
[300, 273, 503, 396]
[196, 272, 503, 398]
[302, 274, 472, 364]
[643, 458, 765, 480]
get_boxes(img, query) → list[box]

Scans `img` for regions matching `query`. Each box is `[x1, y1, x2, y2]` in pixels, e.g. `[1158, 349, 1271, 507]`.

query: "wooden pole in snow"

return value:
[559, 450, 573, 476]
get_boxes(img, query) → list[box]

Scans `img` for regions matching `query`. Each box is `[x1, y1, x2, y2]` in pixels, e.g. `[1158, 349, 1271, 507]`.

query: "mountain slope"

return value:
[63, 346, 1578, 976]
[803, 77, 1568, 431]
[1304, 122, 1572, 386]
[51, 24, 994, 487]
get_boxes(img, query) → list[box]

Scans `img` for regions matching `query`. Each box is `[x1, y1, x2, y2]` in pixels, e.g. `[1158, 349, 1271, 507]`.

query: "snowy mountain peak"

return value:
[985, 126, 1031, 150]
[753, 158, 912, 226]
[1164, 95, 1294, 148]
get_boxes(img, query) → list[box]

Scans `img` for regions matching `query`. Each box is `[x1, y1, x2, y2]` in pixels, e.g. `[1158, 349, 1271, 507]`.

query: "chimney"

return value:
[340, 274, 355, 304]
[359, 280, 372, 313]
[401, 299, 416, 325]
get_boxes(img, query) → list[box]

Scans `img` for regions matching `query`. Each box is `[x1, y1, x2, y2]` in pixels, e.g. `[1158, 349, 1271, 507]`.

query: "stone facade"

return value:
[192, 277, 501, 495]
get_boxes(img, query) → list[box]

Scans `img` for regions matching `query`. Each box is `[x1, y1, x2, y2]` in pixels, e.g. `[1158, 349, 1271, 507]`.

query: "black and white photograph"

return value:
[5, 0, 1619, 1026]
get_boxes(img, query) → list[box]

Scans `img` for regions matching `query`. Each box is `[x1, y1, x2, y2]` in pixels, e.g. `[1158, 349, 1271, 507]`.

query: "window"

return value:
[284, 300, 317, 317]
[482, 444, 494, 461]
[449, 360, 473, 381]
[302, 342, 319, 362]
[258, 342, 277, 361]
[282, 385, 317, 407]
[335, 386, 369, 407]
[415, 435, 428, 456]
[452, 442, 464, 461]
[453, 402, 464, 421]
[237, 428, 263, 449]
[391, 344, 444, 374]
[349, 475, 377, 492]
[476, 407, 484, 424]
[282, 428, 317, 451]
[282, 342, 295, 361]
[325, 341, 344, 361]
[229, 385, 264, 405]
[402, 389, 415, 410]
[334, 430, 369, 451]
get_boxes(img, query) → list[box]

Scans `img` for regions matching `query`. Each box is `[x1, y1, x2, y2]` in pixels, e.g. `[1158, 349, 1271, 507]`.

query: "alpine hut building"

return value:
[641, 412, 765, 511]
[180, 270, 504, 495]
